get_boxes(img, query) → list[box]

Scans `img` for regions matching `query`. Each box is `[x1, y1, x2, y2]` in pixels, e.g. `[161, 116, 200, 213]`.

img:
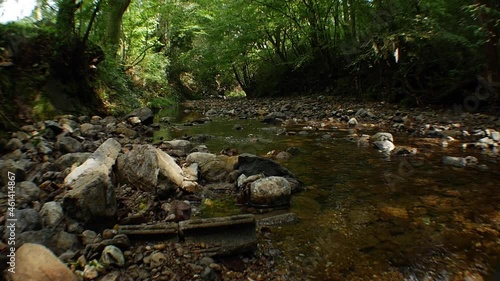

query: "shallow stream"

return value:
[155, 107, 499, 280]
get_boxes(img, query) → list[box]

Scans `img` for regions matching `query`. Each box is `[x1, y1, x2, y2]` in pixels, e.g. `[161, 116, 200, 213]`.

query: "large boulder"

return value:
[249, 176, 291, 207]
[3, 243, 79, 281]
[116, 145, 198, 193]
[186, 152, 234, 183]
[63, 138, 121, 225]
[125, 107, 154, 125]
[235, 154, 302, 192]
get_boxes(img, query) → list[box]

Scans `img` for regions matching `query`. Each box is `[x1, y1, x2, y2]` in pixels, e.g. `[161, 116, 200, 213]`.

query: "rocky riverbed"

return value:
[1, 96, 499, 281]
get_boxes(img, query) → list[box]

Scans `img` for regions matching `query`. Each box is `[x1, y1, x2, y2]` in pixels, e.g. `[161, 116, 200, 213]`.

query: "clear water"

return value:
[155, 107, 500, 280]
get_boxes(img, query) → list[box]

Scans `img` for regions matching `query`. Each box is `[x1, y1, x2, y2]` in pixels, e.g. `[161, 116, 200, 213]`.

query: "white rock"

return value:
[373, 140, 395, 152]
[442, 156, 466, 167]
[250, 176, 291, 207]
[348, 117, 358, 127]
[491, 131, 500, 142]
[371, 132, 394, 143]
[101, 245, 125, 267]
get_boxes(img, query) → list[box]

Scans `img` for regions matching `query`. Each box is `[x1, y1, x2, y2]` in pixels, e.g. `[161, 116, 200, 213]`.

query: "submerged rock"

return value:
[442, 156, 478, 167]
[249, 176, 291, 207]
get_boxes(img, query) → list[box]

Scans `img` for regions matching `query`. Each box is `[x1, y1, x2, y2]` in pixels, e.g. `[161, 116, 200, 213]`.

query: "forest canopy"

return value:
[0, 0, 499, 128]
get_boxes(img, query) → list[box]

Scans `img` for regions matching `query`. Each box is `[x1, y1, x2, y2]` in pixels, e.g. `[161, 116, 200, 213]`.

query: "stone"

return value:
[99, 271, 123, 281]
[36, 138, 53, 154]
[442, 156, 466, 167]
[186, 152, 233, 183]
[171, 200, 192, 222]
[101, 116, 118, 125]
[101, 245, 125, 267]
[54, 152, 91, 171]
[392, 146, 417, 156]
[13, 208, 41, 234]
[348, 117, 358, 127]
[371, 132, 394, 143]
[191, 145, 210, 153]
[4, 243, 78, 281]
[40, 201, 64, 227]
[63, 172, 117, 225]
[63, 138, 121, 225]
[0, 160, 27, 186]
[235, 154, 301, 191]
[126, 107, 154, 125]
[149, 252, 167, 268]
[114, 125, 138, 139]
[116, 145, 194, 193]
[379, 206, 409, 220]
[127, 116, 141, 125]
[373, 140, 395, 153]
[59, 118, 79, 133]
[199, 257, 215, 267]
[80, 123, 98, 138]
[17, 229, 80, 256]
[249, 176, 291, 207]
[274, 151, 291, 160]
[205, 109, 217, 116]
[186, 152, 217, 164]
[357, 135, 370, 147]
[162, 139, 193, 157]
[83, 265, 99, 279]
[17, 181, 40, 205]
[81, 230, 97, 245]
[85, 234, 131, 256]
[44, 120, 63, 135]
[56, 135, 82, 153]
[200, 267, 217, 281]
[182, 163, 199, 181]
[5, 138, 23, 151]
[491, 131, 500, 142]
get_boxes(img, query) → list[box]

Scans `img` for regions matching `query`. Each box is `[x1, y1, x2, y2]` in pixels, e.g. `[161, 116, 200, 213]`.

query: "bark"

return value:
[105, 0, 132, 55]
[56, 0, 77, 40]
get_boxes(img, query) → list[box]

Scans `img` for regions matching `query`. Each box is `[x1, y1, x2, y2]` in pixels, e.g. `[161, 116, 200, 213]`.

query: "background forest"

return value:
[0, 0, 499, 129]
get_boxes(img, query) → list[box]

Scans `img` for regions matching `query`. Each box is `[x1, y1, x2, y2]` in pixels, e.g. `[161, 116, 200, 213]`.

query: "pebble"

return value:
[83, 265, 99, 279]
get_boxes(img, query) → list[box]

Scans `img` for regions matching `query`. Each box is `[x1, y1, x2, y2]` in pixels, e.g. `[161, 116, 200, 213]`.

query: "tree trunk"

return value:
[56, 0, 77, 40]
[476, 0, 500, 84]
[348, 0, 357, 42]
[105, 0, 132, 56]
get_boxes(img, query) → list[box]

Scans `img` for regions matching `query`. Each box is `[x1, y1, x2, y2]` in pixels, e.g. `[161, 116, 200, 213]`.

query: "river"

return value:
[155, 106, 500, 281]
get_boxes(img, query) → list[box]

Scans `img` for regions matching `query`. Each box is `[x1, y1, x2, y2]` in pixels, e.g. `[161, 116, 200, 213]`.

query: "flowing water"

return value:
[155, 107, 500, 281]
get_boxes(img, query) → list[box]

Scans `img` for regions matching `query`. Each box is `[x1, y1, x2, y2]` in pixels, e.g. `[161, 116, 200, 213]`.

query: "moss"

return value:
[32, 94, 60, 121]
[198, 197, 241, 218]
